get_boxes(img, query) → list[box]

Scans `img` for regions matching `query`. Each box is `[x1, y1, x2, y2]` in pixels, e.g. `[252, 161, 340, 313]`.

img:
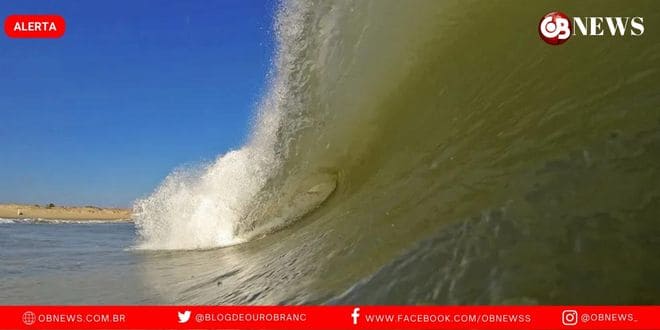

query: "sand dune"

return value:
[0, 203, 132, 221]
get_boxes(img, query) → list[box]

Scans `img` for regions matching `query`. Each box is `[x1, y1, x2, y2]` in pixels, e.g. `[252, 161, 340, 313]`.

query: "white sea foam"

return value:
[132, 3, 314, 250]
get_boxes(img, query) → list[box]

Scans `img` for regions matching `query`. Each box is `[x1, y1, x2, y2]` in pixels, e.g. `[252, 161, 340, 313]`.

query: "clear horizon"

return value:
[0, 0, 277, 207]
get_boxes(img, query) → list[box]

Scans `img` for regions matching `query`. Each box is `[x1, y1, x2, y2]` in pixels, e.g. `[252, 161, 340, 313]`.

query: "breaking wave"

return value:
[132, 0, 660, 305]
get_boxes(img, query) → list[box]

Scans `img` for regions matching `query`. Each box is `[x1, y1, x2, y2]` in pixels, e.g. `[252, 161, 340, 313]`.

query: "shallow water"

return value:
[0, 222, 158, 304]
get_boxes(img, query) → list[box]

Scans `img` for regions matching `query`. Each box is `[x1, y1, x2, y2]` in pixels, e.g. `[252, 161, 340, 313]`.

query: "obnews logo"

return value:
[538, 11, 644, 45]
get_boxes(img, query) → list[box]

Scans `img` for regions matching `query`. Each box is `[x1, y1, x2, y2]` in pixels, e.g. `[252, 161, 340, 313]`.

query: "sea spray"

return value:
[133, 1, 315, 249]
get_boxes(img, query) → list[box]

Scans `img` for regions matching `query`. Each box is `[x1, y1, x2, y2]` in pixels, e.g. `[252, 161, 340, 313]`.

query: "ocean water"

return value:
[0, 221, 158, 304]
[3, 0, 660, 305]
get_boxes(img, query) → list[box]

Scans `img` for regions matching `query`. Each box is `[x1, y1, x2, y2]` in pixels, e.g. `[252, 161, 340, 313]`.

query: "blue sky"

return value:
[0, 0, 277, 207]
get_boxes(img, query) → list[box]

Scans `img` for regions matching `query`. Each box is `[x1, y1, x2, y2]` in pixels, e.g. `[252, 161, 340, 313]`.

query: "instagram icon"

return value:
[562, 310, 578, 326]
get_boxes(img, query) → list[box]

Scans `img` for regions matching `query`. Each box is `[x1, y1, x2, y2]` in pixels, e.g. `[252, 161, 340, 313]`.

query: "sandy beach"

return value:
[0, 203, 132, 221]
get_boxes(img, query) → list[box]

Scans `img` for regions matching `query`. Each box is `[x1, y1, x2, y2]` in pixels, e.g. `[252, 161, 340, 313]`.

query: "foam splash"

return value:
[133, 1, 314, 250]
[134, 147, 275, 249]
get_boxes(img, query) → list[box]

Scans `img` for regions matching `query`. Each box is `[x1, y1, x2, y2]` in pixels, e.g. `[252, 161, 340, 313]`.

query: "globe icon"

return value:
[22, 311, 36, 325]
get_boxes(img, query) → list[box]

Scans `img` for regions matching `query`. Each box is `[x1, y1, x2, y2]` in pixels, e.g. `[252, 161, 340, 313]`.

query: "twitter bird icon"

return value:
[178, 310, 191, 323]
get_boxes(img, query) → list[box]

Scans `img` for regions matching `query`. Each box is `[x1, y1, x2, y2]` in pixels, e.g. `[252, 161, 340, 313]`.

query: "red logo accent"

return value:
[4, 15, 66, 38]
[538, 12, 571, 45]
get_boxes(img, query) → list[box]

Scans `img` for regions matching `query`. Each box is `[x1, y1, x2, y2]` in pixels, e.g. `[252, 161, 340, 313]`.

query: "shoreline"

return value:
[0, 203, 132, 221]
